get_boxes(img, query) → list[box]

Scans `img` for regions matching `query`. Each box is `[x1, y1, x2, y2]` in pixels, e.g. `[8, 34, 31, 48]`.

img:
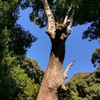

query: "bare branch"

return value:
[63, 60, 75, 79]
[61, 60, 75, 91]
[61, 84, 67, 90]
[66, 10, 74, 34]
[63, 2, 72, 24]
[42, 0, 56, 38]
[66, 18, 73, 33]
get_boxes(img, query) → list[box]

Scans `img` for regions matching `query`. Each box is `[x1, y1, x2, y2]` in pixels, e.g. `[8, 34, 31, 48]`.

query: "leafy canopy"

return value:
[21, 0, 100, 41]
[91, 47, 100, 67]
[0, 0, 42, 100]
[0, 0, 37, 57]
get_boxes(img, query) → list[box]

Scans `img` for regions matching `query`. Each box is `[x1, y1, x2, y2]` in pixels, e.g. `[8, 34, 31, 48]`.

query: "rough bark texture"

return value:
[37, 31, 65, 100]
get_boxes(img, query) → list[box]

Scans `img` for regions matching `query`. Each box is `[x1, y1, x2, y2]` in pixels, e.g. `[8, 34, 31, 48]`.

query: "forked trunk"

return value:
[37, 1, 75, 99]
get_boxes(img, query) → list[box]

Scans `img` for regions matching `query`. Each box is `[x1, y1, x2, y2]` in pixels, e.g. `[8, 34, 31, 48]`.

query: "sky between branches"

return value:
[17, 8, 100, 81]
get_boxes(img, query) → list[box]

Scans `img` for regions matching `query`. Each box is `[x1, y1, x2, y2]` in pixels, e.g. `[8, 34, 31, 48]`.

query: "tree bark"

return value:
[37, 30, 75, 100]
[37, 31, 65, 100]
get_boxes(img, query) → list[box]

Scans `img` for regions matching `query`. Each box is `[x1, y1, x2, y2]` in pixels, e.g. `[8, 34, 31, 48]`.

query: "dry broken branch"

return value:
[61, 60, 75, 90]
[42, 0, 56, 38]
[63, 1, 72, 24]
[66, 18, 73, 33]
[63, 60, 75, 79]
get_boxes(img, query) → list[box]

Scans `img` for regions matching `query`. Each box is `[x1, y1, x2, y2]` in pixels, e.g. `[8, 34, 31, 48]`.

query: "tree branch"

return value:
[63, 2, 72, 24]
[67, 10, 74, 33]
[61, 61, 75, 90]
[63, 60, 75, 79]
[66, 17, 73, 34]
[42, 0, 56, 38]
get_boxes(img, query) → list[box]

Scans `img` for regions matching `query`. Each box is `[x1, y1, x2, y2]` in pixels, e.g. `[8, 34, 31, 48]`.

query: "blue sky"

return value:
[17, 8, 100, 81]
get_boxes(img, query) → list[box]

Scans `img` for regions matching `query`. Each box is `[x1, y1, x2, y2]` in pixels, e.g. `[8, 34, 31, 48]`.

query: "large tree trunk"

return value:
[37, 31, 75, 100]
[37, 31, 65, 100]
[37, 0, 75, 100]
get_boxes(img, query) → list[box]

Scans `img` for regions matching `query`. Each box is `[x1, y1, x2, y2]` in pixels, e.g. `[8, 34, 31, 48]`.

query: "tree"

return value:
[0, 0, 37, 59]
[91, 47, 100, 67]
[0, 0, 40, 99]
[21, 0, 100, 99]
[60, 65, 100, 100]
[20, 57, 44, 85]
[0, 48, 42, 100]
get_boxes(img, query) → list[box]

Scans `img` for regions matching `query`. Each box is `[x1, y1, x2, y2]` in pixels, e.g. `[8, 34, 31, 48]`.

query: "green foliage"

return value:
[0, 0, 41, 100]
[20, 57, 44, 84]
[21, 0, 71, 26]
[0, 0, 37, 56]
[52, 0, 71, 22]
[22, 0, 100, 41]
[59, 66, 100, 100]
[91, 47, 100, 67]
[10, 66, 39, 100]
[0, 62, 40, 100]
[2, 0, 99, 99]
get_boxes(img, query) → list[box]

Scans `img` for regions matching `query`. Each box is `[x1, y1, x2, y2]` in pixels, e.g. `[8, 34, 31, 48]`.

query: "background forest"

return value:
[0, 0, 100, 100]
